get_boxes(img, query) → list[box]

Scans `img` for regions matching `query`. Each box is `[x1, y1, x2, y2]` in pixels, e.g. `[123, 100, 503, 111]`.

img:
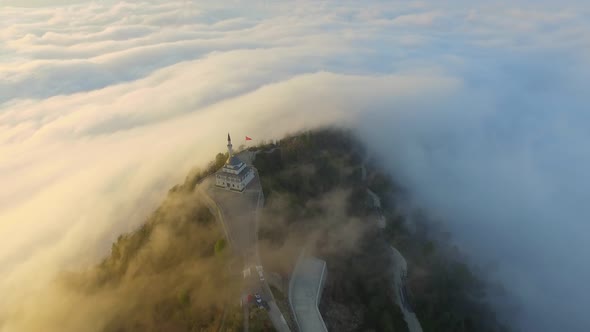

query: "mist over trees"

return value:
[27, 128, 514, 332]
[57, 189, 242, 332]
[254, 128, 510, 332]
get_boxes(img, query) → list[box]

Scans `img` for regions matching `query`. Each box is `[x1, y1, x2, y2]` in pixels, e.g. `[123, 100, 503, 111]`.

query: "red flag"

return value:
[245, 136, 253, 141]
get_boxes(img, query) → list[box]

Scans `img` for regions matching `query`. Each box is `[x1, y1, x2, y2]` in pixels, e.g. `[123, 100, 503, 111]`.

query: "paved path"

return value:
[367, 189, 386, 229]
[362, 160, 422, 332]
[390, 246, 423, 332]
[199, 165, 290, 332]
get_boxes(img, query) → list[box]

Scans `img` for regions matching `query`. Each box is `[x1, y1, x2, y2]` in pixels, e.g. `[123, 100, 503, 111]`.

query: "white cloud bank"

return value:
[1, 1, 590, 331]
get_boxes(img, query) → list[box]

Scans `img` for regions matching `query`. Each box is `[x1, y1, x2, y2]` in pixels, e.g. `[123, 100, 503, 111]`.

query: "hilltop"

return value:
[57, 127, 509, 332]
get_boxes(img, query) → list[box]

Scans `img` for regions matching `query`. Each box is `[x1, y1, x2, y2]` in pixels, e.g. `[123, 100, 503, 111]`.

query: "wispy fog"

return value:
[1, 1, 589, 331]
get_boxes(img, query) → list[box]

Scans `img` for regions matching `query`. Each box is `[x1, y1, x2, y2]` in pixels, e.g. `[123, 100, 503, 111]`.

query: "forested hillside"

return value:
[61, 127, 509, 332]
[61, 178, 243, 331]
[254, 128, 510, 332]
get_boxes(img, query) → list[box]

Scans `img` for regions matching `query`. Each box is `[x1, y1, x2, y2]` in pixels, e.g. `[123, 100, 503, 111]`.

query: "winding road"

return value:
[363, 163, 423, 332]
[389, 246, 423, 332]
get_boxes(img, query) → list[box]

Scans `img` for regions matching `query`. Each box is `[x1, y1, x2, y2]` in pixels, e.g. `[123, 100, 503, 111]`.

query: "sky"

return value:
[1, 1, 589, 331]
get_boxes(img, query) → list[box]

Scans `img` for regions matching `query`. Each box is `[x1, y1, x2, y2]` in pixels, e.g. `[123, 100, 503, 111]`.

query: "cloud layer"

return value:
[1, 1, 590, 331]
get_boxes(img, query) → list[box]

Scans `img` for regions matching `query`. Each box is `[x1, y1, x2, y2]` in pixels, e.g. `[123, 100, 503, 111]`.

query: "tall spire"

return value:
[227, 132, 233, 157]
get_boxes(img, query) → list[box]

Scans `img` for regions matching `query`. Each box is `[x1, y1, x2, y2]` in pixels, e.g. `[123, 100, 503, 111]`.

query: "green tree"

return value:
[380, 312, 395, 332]
[214, 238, 226, 254]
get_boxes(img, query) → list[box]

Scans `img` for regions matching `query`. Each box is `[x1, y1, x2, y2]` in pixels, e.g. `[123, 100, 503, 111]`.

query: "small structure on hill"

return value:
[215, 133, 255, 192]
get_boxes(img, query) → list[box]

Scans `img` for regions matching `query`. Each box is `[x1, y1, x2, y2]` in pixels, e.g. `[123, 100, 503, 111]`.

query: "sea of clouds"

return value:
[1, 1, 589, 331]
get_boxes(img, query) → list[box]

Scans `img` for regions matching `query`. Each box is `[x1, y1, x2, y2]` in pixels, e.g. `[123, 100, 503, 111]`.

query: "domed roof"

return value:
[226, 156, 243, 166]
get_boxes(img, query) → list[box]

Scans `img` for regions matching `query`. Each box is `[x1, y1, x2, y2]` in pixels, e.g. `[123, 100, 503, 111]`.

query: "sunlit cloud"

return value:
[1, 1, 590, 331]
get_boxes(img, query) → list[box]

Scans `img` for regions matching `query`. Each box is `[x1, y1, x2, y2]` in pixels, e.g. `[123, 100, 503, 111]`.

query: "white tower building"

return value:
[215, 133, 255, 191]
